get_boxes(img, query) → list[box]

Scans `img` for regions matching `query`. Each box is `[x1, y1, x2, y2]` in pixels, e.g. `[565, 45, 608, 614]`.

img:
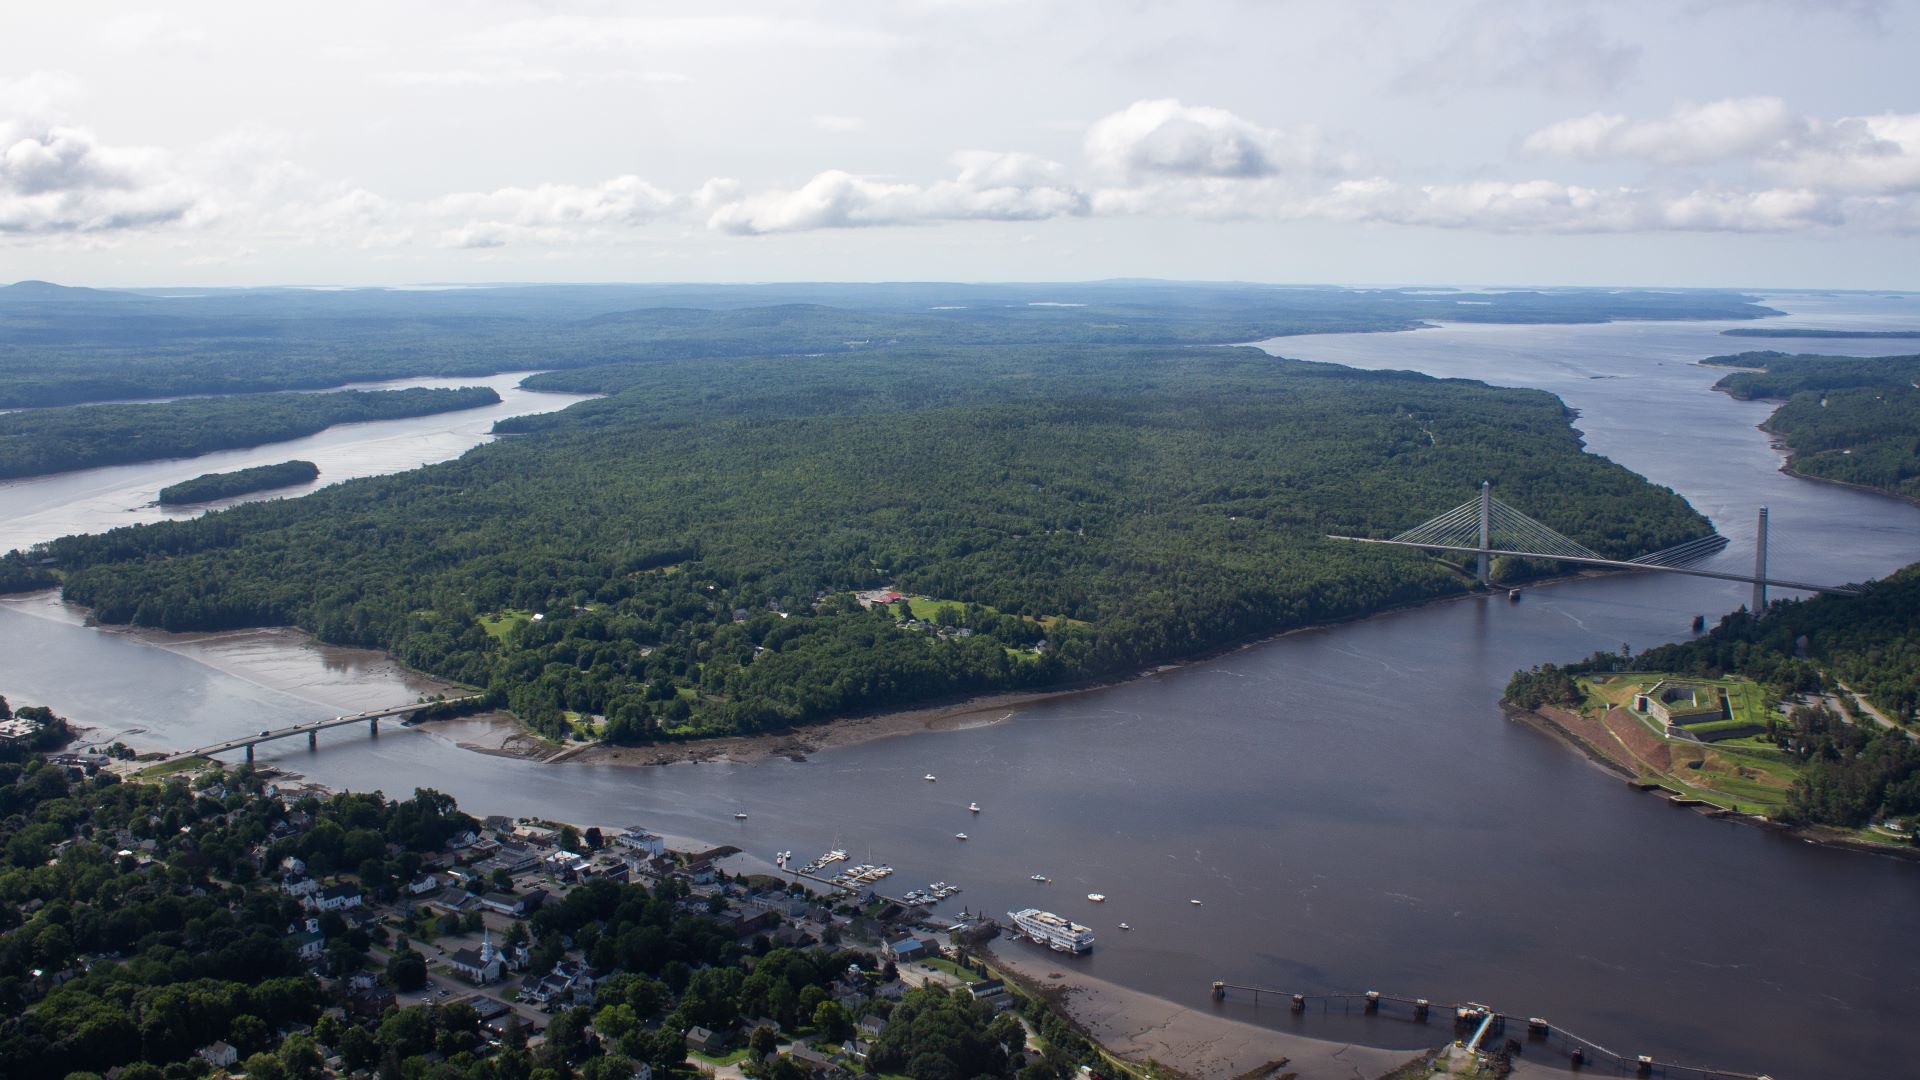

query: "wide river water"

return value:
[3, 295, 1918, 1080]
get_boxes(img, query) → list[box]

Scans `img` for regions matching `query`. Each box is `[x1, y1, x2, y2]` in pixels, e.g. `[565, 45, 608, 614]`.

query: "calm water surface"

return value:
[3, 296, 1919, 1079]
[0, 371, 595, 553]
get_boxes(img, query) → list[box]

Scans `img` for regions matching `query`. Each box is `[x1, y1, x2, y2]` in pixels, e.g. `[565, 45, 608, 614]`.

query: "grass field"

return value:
[1578, 673, 1802, 814]
[478, 610, 531, 642]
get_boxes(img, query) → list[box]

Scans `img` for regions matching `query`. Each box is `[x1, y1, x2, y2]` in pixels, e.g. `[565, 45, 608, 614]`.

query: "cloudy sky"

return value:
[3, 0, 1917, 288]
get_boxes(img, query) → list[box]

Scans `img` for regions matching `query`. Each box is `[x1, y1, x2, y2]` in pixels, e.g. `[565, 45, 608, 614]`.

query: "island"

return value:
[1702, 350, 1920, 502]
[158, 459, 321, 505]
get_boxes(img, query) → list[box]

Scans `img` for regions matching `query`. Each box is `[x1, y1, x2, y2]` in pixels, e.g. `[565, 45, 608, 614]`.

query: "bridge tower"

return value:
[1477, 480, 1492, 586]
[1753, 506, 1769, 611]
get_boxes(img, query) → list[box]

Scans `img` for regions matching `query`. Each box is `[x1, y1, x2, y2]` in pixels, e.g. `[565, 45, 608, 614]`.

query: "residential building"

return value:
[306, 882, 363, 912]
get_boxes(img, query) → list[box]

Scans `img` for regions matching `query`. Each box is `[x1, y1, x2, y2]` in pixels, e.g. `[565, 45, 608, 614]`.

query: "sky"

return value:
[2, 0, 1917, 289]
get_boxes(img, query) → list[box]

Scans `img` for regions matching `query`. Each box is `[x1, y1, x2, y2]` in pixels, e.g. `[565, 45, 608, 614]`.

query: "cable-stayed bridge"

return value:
[1328, 482, 1863, 607]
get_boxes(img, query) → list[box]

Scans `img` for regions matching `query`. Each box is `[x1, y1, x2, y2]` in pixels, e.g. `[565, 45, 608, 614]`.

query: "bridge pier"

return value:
[245, 744, 254, 764]
[369, 717, 379, 737]
[1477, 480, 1492, 586]
[1753, 506, 1769, 611]
[308, 730, 318, 750]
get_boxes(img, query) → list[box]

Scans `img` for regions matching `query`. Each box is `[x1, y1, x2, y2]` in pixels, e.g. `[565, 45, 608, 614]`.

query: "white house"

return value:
[198, 1042, 239, 1068]
[613, 827, 665, 856]
[307, 882, 363, 912]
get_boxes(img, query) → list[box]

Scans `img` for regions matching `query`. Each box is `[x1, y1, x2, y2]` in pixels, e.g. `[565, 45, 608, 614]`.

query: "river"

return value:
[2, 295, 1918, 1080]
[0, 371, 597, 553]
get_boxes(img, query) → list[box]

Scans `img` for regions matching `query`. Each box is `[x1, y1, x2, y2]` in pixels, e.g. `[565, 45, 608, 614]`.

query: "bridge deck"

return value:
[1325, 536, 1861, 596]
[168, 695, 483, 763]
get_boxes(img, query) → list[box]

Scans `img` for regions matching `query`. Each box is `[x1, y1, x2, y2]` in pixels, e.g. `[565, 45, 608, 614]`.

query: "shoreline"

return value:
[979, 942, 1424, 1080]
[1504, 702, 1920, 864]
[478, 571, 1620, 770]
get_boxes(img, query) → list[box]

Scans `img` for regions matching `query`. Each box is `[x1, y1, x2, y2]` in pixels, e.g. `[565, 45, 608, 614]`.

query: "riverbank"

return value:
[982, 942, 1422, 1079]
[1505, 701, 1920, 862]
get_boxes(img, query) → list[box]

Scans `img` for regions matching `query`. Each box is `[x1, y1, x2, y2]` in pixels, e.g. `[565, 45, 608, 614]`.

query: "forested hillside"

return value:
[34, 345, 1711, 743]
[0, 387, 500, 480]
[1703, 351, 1920, 500]
[0, 280, 1777, 407]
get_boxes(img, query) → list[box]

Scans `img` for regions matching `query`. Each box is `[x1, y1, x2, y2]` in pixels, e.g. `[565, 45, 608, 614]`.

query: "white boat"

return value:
[1118, 922, 1131, 930]
[1086, 893, 1106, 902]
[1007, 908, 1095, 954]
[955, 833, 968, 840]
[924, 773, 937, 781]
[969, 802, 980, 813]
[1030, 874, 1050, 882]
[734, 812, 748, 819]
[1189, 899, 1203, 906]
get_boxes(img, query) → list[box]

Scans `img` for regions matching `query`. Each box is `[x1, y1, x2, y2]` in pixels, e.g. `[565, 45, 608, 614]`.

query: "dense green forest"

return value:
[158, 461, 322, 505]
[1507, 564, 1920, 827]
[30, 344, 1711, 743]
[0, 279, 1778, 407]
[0, 387, 499, 480]
[0, 757, 1096, 1080]
[1702, 351, 1920, 500]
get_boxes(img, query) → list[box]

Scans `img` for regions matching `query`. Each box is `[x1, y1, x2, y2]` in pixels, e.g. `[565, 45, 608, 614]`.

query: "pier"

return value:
[164, 696, 483, 764]
[1208, 981, 1774, 1079]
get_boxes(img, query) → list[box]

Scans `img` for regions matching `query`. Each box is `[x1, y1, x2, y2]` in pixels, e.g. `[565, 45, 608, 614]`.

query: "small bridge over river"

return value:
[1330, 482, 1863, 607]
[166, 696, 484, 765]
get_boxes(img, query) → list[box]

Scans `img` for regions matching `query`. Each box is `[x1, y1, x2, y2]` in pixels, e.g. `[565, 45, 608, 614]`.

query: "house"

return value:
[347, 985, 396, 1020]
[197, 1042, 239, 1068]
[857, 1014, 887, 1039]
[476, 888, 548, 917]
[673, 860, 718, 886]
[685, 1025, 735, 1055]
[614, 827, 666, 856]
[885, 936, 932, 962]
[785, 1045, 850, 1076]
[448, 931, 504, 985]
[280, 855, 307, 876]
[447, 830, 479, 851]
[407, 873, 442, 895]
[966, 979, 1014, 1012]
[282, 875, 320, 899]
[474, 843, 540, 876]
[306, 882, 363, 912]
[518, 959, 595, 1006]
[287, 918, 326, 961]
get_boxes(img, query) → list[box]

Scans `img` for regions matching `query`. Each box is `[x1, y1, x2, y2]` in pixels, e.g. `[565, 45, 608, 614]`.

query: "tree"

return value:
[811, 999, 851, 1042]
[386, 948, 428, 992]
[749, 1024, 778, 1061]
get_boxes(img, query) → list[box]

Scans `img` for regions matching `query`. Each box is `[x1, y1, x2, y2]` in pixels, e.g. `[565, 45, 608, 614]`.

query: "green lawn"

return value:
[689, 1046, 751, 1067]
[479, 610, 531, 642]
[136, 756, 209, 778]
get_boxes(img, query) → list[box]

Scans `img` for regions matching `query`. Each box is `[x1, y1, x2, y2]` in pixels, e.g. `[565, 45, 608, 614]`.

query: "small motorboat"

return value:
[734, 812, 748, 819]
[955, 832, 969, 841]
[1086, 893, 1106, 903]
[924, 773, 937, 781]
[968, 802, 980, 813]
[1030, 874, 1050, 882]
[1189, 899, 1203, 906]
[1118, 922, 1131, 930]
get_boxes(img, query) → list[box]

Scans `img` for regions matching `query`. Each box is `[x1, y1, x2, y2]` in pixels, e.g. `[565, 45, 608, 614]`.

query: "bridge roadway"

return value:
[167, 695, 484, 764]
[1324, 536, 1861, 596]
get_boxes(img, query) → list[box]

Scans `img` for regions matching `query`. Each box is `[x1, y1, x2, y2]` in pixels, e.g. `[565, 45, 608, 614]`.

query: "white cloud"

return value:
[0, 110, 201, 235]
[431, 176, 676, 247]
[1776, 113, 1920, 194]
[1084, 99, 1352, 180]
[706, 152, 1088, 234]
[457, 15, 900, 55]
[1297, 178, 1838, 233]
[1522, 98, 1805, 165]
